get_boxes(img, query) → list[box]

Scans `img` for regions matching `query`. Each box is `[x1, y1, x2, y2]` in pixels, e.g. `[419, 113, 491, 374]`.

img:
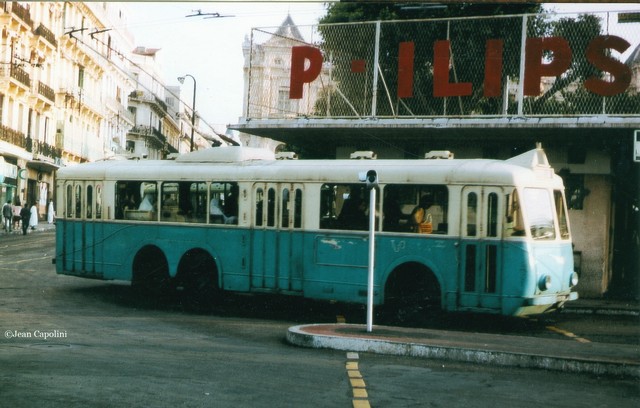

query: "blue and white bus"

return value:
[55, 144, 578, 317]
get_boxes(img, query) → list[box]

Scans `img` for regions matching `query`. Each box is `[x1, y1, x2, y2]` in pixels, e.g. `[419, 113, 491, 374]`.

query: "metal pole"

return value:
[371, 21, 381, 117]
[366, 186, 376, 333]
[517, 15, 527, 116]
[188, 75, 197, 152]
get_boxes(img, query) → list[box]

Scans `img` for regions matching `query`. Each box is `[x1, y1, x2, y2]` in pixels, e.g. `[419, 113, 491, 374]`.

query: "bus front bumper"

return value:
[525, 291, 579, 307]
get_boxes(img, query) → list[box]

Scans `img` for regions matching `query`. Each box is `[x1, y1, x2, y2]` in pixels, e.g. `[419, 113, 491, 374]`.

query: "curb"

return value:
[287, 324, 640, 379]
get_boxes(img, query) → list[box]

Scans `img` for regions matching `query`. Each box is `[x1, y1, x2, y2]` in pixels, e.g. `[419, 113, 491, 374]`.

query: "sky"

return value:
[122, 2, 640, 134]
[124, 1, 329, 134]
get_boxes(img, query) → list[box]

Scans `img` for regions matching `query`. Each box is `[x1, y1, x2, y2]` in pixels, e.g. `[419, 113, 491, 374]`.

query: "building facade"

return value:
[0, 2, 210, 220]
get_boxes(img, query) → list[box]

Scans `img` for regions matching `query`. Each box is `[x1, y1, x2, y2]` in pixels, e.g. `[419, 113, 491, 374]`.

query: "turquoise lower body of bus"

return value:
[55, 220, 577, 317]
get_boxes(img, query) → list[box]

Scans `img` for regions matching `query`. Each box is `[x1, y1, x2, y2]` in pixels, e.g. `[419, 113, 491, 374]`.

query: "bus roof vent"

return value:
[425, 150, 453, 159]
[176, 146, 275, 163]
[275, 152, 298, 160]
[350, 151, 377, 160]
[506, 143, 554, 178]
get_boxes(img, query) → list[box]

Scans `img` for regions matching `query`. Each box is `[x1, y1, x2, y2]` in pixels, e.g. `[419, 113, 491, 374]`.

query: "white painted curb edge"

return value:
[287, 324, 639, 379]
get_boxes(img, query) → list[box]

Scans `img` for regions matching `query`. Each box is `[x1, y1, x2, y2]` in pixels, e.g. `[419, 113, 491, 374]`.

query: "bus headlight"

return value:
[570, 272, 579, 287]
[538, 275, 552, 291]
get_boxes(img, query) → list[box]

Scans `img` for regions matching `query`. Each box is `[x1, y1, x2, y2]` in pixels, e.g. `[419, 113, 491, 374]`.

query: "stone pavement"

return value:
[288, 300, 640, 379]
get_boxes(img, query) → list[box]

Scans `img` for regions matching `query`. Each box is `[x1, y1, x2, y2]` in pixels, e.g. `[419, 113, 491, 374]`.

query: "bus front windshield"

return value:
[522, 188, 556, 240]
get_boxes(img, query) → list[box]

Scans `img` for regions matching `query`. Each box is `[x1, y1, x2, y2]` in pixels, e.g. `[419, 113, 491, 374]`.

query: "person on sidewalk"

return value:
[47, 199, 55, 224]
[2, 200, 12, 232]
[20, 204, 31, 235]
[29, 202, 38, 231]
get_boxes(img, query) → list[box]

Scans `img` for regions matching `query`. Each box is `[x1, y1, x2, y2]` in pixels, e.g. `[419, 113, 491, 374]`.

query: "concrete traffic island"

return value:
[287, 323, 640, 379]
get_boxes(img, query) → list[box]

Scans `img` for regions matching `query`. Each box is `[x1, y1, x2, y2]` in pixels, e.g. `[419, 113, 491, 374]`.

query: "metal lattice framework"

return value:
[245, 11, 640, 120]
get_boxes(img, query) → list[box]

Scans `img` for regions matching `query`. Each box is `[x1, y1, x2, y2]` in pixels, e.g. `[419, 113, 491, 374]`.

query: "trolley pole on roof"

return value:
[361, 170, 378, 333]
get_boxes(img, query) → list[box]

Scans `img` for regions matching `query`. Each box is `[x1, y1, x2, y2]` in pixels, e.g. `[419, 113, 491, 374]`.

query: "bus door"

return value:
[251, 183, 304, 293]
[63, 181, 93, 274]
[459, 186, 503, 311]
[277, 184, 304, 292]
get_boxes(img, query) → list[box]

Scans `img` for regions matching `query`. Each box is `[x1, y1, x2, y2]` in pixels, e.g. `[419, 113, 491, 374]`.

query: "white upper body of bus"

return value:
[56, 145, 563, 191]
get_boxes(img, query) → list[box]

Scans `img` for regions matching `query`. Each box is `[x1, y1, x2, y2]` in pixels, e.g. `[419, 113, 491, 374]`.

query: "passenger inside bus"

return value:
[383, 187, 405, 232]
[139, 193, 155, 211]
[338, 186, 367, 230]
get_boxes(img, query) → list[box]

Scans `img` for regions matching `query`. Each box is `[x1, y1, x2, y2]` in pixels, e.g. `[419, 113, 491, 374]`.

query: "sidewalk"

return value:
[287, 299, 640, 379]
[1, 221, 56, 236]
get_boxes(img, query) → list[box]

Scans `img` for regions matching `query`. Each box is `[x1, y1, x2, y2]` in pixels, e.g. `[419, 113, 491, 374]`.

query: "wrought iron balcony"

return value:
[37, 81, 55, 102]
[34, 23, 57, 48]
[7, 1, 33, 28]
[10, 65, 30, 88]
[0, 124, 26, 148]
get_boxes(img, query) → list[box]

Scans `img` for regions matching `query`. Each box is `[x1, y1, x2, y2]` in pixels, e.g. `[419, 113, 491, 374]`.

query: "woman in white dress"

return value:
[47, 199, 55, 224]
[29, 203, 38, 230]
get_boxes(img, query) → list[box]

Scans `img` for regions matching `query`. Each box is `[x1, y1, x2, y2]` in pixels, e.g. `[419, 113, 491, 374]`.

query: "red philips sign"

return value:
[290, 35, 632, 99]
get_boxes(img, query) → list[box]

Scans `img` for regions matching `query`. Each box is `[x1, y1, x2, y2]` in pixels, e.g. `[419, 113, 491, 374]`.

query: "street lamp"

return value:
[177, 74, 197, 152]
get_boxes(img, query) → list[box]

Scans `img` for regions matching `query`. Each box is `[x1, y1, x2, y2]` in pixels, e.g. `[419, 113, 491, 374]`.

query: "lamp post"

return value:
[177, 74, 197, 152]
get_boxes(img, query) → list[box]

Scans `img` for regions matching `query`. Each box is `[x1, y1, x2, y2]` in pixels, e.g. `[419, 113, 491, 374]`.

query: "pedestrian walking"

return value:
[20, 204, 31, 235]
[2, 200, 12, 232]
[47, 199, 55, 224]
[29, 202, 38, 230]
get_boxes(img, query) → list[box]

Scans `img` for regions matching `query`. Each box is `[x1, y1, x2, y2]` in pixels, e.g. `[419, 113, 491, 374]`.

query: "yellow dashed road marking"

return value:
[346, 352, 372, 407]
[546, 325, 591, 343]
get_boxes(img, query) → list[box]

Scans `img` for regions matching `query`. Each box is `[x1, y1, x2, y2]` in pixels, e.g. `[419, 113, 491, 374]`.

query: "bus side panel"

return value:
[289, 231, 304, 292]
[376, 235, 458, 308]
[303, 233, 369, 302]
[84, 222, 94, 273]
[214, 229, 251, 292]
[277, 231, 292, 291]
[250, 229, 266, 288]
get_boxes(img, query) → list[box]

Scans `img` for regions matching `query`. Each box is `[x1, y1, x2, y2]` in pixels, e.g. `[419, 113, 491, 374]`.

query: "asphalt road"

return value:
[1, 232, 638, 407]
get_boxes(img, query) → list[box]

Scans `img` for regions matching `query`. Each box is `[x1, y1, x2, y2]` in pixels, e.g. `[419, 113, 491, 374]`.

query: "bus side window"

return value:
[75, 185, 82, 219]
[86, 185, 93, 219]
[95, 185, 102, 219]
[555, 190, 570, 239]
[66, 184, 73, 218]
[294, 188, 302, 229]
[467, 193, 477, 236]
[383, 185, 412, 232]
[255, 188, 264, 226]
[487, 192, 498, 237]
[267, 188, 276, 227]
[337, 184, 367, 230]
[319, 184, 337, 229]
[505, 189, 525, 237]
[224, 183, 239, 224]
[281, 188, 290, 228]
[412, 185, 448, 234]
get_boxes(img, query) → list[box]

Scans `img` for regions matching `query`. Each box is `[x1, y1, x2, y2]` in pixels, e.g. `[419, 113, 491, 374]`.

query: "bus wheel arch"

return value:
[382, 262, 442, 324]
[131, 245, 172, 300]
[174, 248, 220, 308]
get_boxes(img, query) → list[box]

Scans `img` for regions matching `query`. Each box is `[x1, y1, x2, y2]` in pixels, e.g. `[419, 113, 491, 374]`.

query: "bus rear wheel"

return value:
[174, 249, 219, 310]
[382, 263, 441, 326]
[131, 246, 172, 303]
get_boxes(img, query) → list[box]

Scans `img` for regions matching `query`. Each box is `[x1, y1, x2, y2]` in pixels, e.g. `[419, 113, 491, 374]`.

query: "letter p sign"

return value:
[290, 46, 323, 99]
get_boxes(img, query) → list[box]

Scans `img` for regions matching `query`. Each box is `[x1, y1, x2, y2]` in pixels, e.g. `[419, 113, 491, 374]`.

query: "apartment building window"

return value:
[78, 66, 85, 89]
